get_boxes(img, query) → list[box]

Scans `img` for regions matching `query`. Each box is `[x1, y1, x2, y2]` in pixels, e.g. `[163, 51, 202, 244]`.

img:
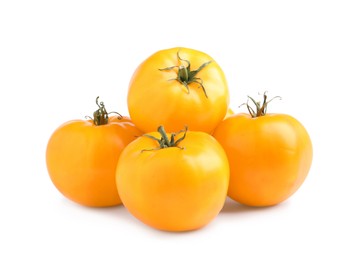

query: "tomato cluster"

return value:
[46, 47, 313, 232]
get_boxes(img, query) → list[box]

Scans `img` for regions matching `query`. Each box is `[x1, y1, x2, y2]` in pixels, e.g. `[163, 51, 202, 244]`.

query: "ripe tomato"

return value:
[127, 47, 229, 133]
[46, 97, 142, 207]
[116, 126, 229, 231]
[213, 94, 313, 207]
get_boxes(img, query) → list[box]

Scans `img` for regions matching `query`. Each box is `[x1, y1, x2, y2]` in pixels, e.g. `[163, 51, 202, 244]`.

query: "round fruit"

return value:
[116, 126, 229, 231]
[46, 97, 142, 207]
[127, 47, 229, 133]
[213, 94, 313, 206]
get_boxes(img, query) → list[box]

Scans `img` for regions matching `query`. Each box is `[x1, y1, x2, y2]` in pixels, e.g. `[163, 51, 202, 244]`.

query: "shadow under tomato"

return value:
[61, 197, 132, 221]
[89, 204, 135, 221]
[220, 197, 288, 214]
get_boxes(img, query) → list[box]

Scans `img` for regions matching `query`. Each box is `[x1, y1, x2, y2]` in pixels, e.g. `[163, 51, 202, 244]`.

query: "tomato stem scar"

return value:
[159, 50, 211, 98]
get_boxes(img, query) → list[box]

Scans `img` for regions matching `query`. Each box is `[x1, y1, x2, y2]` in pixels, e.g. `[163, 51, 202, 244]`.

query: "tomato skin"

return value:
[116, 131, 229, 231]
[46, 116, 142, 207]
[213, 113, 313, 207]
[127, 47, 229, 133]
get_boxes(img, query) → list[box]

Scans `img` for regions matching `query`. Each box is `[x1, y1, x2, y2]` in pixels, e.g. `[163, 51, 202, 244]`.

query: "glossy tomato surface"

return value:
[213, 113, 313, 206]
[116, 129, 229, 231]
[127, 47, 229, 133]
[46, 115, 142, 207]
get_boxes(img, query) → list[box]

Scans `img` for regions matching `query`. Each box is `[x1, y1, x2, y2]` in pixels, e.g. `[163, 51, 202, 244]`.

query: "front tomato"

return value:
[46, 97, 143, 207]
[127, 47, 229, 133]
[116, 126, 229, 231]
[213, 94, 313, 207]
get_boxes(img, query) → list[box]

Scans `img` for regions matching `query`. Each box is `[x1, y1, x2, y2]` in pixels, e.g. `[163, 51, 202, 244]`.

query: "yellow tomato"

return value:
[127, 47, 229, 133]
[46, 97, 142, 207]
[213, 94, 313, 206]
[116, 126, 229, 231]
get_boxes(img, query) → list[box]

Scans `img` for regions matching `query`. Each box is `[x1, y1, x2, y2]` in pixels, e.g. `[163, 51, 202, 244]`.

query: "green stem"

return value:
[245, 92, 281, 118]
[159, 50, 212, 98]
[142, 126, 188, 151]
[87, 96, 122, 126]
[178, 65, 189, 82]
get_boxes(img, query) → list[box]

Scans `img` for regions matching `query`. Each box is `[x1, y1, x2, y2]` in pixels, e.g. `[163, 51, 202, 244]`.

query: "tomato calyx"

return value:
[142, 125, 188, 152]
[159, 50, 212, 98]
[242, 92, 281, 118]
[86, 96, 122, 126]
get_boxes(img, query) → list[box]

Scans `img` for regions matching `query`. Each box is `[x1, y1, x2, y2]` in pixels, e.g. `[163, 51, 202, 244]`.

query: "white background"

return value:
[1, 0, 352, 259]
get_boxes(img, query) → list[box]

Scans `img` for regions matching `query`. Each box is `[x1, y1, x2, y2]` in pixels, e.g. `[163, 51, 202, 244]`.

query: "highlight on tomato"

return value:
[213, 93, 313, 207]
[46, 97, 143, 207]
[116, 125, 230, 231]
[127, 47, 230, 133]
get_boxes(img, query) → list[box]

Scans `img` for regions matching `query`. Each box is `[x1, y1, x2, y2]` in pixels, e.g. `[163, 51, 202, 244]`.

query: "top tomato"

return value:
[127, 47, 229, 133]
